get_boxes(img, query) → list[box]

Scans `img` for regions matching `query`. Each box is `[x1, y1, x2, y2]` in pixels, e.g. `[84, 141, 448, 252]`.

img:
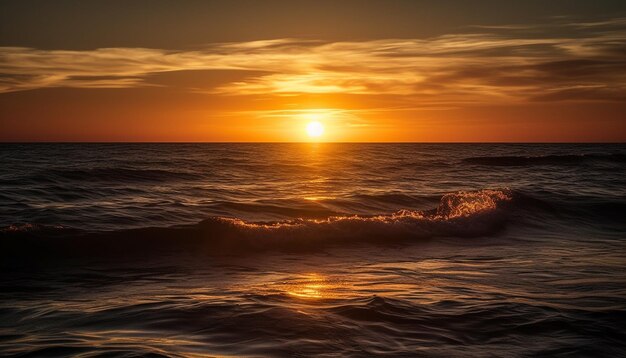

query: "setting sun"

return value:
[306, 121, 324, 138]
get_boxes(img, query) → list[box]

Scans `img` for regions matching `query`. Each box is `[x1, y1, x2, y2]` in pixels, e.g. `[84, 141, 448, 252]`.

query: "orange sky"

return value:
[1, 1, 625, 142]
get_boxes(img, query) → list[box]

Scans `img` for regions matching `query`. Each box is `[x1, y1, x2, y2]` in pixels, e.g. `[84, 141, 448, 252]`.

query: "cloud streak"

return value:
[1, 18, 625, 104]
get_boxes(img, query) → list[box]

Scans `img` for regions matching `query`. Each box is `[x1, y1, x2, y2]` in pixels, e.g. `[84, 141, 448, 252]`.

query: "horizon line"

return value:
[2, 141, 625, 144]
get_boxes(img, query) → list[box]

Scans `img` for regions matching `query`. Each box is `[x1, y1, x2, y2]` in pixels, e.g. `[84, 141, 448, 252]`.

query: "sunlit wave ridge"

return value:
[1, 189, 513, 254]
[197, 189, 513, 248]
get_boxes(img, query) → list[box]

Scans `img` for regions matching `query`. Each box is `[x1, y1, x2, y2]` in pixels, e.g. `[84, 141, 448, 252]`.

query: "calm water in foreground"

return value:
[1, 143, 626, 357]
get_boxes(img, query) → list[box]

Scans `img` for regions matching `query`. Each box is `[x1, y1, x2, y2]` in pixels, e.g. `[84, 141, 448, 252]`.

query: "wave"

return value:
[462, 153, 626, 166]
[1, 189, 513, 256]
[41, 167, 202, 183]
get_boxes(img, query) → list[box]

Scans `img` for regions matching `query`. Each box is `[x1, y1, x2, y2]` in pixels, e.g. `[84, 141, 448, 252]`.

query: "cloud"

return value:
[1, 17, 625, 104]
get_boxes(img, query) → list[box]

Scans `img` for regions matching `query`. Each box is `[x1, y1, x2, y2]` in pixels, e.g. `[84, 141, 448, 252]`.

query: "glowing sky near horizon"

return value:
[0, 0, 625, 142]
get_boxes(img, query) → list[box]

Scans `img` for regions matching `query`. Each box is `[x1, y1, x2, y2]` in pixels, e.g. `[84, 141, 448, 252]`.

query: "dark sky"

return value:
[2, 0, 626, 48]
[1, 0, 625, 141]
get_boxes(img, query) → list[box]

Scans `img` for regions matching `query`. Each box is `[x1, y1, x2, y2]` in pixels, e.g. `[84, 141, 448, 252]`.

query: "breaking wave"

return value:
[1, 189, 513, 256]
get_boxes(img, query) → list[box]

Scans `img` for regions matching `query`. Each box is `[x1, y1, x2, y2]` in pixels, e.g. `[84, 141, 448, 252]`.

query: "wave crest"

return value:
[1, 189, 513, 256]
[204, 189, 510, 230]
[167, 189, 513, 252]
[437, 189, 512, 219]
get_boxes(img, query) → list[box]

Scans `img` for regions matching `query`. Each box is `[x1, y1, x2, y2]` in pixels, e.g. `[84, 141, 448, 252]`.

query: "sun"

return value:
[306, 121, 324, 138]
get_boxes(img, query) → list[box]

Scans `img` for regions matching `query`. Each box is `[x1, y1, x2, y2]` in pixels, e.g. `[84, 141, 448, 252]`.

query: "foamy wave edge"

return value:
[2, 189, 513, 255]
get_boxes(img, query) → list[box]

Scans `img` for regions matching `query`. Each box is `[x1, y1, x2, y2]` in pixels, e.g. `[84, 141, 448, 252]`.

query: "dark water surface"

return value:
[1, 143, 625, 357]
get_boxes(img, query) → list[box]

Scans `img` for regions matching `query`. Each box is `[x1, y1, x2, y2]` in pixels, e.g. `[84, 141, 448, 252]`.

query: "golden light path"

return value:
[276, 273, 346, 299]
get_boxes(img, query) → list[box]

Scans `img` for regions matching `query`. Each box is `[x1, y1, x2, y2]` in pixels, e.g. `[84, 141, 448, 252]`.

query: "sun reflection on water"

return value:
[271, 273, 347, 299]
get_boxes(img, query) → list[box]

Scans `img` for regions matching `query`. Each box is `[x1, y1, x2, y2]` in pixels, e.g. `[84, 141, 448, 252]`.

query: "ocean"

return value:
[1, 143, 625, 357]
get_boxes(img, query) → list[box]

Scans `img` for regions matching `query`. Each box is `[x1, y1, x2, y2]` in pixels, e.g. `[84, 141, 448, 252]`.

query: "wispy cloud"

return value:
[1, 18, 625, 104]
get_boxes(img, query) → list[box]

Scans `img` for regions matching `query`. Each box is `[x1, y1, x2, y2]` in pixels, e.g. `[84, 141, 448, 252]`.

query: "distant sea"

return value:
[1, 143, 625, 357]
